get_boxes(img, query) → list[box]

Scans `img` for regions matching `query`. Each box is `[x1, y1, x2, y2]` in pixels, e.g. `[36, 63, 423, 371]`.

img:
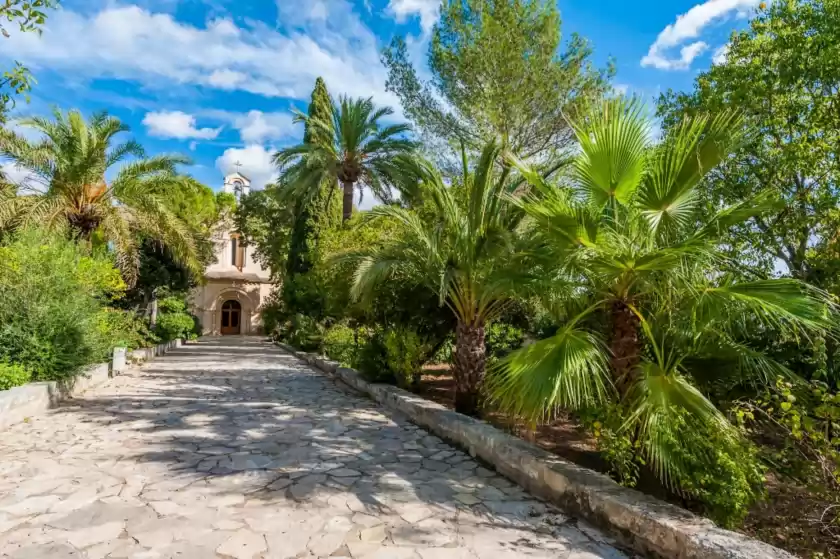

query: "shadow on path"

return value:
[0, 336, 627, 559]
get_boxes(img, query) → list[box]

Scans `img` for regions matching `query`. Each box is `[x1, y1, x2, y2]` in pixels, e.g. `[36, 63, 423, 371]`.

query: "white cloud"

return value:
[216, 145, 278, 190]
[233, 111, 297, 144]
[713, 43, 730, 64]
[2, 4, 400, 108]
[641, 0, 760, 70]
[387, 0, 441, 35]
[613, 83, 630, 96]
[143, 110, 221, 140]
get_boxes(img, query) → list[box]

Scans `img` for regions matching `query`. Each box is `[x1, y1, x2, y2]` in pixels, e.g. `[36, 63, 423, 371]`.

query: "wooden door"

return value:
[220, 300, 241, 335]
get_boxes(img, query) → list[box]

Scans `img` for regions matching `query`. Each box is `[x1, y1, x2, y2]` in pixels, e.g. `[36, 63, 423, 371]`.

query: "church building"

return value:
[189, 172, 274, 335]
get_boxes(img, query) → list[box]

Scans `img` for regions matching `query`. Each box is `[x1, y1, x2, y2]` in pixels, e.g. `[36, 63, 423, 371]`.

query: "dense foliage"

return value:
[0, 110, 201, 285]
[0, 227, 126, 380]
[382, 0, 612, 163]
[0, 361, 31, 391]
[3, 0, 838, 553]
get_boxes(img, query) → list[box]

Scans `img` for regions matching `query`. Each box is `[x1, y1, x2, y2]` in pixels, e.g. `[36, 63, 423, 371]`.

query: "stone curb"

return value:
[0, 339, 183, 430]
[277, 342, 793, 559]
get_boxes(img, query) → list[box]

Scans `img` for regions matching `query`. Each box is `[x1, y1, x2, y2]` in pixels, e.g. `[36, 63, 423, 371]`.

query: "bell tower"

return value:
[223, 162, 251, 201]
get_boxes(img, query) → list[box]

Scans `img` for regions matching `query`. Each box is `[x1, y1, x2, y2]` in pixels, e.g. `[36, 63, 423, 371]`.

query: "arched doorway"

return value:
[220, 300, 242, 335]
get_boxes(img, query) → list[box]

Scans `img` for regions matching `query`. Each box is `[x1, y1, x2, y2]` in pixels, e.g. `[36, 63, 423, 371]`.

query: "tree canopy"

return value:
[382, 0, 613, 161]
[657, 0, 840, 284]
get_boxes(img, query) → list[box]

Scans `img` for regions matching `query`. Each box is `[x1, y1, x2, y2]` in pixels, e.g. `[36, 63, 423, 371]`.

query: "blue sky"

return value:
[1, 0, 761, 195]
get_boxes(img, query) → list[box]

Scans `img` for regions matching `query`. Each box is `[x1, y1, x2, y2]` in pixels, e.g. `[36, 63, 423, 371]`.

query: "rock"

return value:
[65, 521, 124, 549]
[216, 529, 267, 559]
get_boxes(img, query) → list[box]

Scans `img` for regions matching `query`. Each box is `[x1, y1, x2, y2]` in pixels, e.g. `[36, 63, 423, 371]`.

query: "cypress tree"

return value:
[284, 78, 340, 315]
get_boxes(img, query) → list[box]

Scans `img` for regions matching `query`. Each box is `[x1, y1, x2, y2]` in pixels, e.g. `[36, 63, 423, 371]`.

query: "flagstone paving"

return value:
[0, 337, 627, 559]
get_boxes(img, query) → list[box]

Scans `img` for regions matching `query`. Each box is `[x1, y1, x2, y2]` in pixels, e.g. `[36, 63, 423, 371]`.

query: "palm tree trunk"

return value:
[342, 180, 353, 222]
[453, 319, 486, 416]
[609, 300, 641, 395]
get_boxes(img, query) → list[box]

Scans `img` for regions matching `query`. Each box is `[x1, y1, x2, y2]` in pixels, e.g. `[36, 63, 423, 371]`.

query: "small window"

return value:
[230, 234, 245, 270]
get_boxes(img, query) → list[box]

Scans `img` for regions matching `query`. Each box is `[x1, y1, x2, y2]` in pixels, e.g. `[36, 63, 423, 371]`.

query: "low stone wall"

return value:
[128, 338, 182, 364]
[278, 343, 794, 559]
[0, 339, 182, 429]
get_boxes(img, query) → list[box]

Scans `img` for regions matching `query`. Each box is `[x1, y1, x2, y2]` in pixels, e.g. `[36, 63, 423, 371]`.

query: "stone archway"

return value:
[211, 287, 260, 335]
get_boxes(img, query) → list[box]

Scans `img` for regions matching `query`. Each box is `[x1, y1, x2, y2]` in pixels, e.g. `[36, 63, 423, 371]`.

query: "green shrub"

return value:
[95, 309, 156, 350]
[485, 322, 524, 363]
[0, 228, 125, 380]
[323, 323, 361, 366]
[356, 329, 392, 383]
[0, 362, 32, 391]
[356, 327, 429, 387]
[158, 296, 187, 314]
[280, 314, 324, 352]
[664, 414, 767, 528]
[261, 291, 285, 338]
[155, 312, 197, 342]
[383, 328, 430, 389]
[585, 404, 766, 528]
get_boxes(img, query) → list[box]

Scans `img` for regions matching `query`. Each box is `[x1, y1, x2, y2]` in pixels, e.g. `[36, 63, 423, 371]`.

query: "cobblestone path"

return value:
[0, 337, 625, 559]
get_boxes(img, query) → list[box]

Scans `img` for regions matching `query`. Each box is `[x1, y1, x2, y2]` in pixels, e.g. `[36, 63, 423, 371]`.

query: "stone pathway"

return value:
[0, 337, 626, 559]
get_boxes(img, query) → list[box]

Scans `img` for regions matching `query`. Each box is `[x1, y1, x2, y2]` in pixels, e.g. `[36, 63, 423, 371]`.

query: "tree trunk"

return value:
[342, 180, 354, 222]
[453, 319, 486, 416]
[609, 300, 641, 396]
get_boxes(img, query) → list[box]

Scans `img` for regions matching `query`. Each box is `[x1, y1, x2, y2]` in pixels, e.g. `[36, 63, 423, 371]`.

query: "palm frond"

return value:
[570, 97, 650, 208]
[487, 319, 611, 423]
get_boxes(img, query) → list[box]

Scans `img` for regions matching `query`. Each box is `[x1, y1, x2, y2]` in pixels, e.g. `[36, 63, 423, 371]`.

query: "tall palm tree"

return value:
[274, 96, 418, 222]
[486, 99, 834, 490]
[0, 109, 200, 284]
[346, 142, 527, 416]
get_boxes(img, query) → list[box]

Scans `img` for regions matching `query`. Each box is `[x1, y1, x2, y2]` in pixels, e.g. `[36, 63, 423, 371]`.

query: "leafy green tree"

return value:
[486, 99, 833, 522]
[274, 96, 418, 222]
[0, 0, 59, 122]
[345, 143, 526, 416]
[233, 185, 293, 279]
[382, 0, 612, 160]
[0, 226, 126, 380]
[0, 109, 199, 284]
[120, 178, 219, 317]
[657, 0, 840, 283]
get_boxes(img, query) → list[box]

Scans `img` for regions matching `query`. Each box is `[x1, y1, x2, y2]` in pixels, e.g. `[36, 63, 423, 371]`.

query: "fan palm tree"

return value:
[274, 96, 418, 222]
[345, 142, 528, 415]
[486, 98, 834, 490]
[0, 109, 200, 284]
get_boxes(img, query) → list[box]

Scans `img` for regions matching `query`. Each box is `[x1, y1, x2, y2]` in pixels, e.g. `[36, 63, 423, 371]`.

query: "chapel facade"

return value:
[189, 172, 274, 335]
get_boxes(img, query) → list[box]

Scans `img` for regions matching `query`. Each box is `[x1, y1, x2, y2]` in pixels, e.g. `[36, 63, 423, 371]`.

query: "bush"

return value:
[584, 404, 766, 528]
[280, 314, 324, 352]
[485, 322, 524, 363]
[355, 327, 429, 387]
[0, 228, 125, 380]
[95, 309, 156, 350]
[261, 291, 285, 338]
[158, 296, 187, 314]
[383, 328, 430, 388]
[323, 323, 361, 366]
[155, 312, 197, 342]
[665, 414, 767, 528]
[0, 362, 32, 391]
